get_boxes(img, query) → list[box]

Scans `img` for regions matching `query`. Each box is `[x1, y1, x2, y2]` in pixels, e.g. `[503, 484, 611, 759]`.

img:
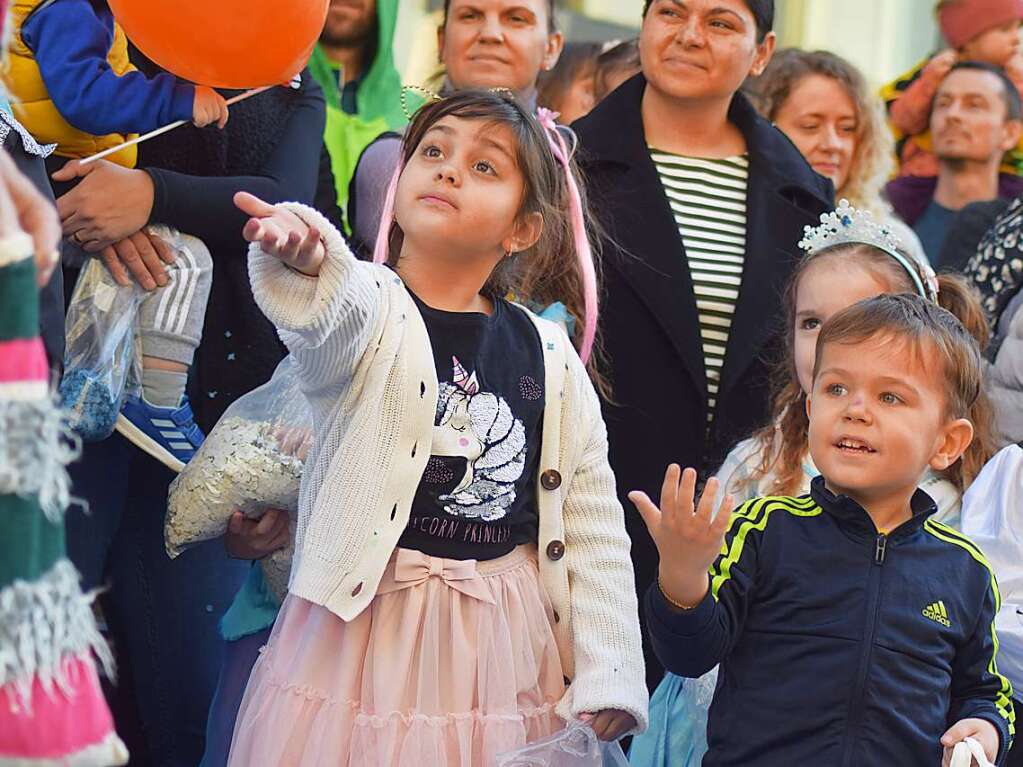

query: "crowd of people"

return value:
[1, 0, 1023, 766]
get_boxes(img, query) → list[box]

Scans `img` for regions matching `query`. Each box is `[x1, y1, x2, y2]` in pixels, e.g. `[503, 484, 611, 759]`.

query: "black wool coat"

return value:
[572, 73, 834, 688]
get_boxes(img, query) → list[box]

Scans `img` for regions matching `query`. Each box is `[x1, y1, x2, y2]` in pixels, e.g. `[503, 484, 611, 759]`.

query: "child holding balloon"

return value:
[3, 0, 230, 471]
[224, 89, 648, 765]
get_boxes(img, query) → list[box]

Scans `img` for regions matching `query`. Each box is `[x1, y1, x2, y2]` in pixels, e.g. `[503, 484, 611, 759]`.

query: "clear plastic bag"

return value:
[496, 722, 630, 767]
[59, 258, 144, 441]
[165, 356, 311, 599]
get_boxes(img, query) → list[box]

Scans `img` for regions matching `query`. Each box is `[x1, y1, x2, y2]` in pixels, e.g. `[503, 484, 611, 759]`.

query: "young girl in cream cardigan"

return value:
[224, 90, 648, 765]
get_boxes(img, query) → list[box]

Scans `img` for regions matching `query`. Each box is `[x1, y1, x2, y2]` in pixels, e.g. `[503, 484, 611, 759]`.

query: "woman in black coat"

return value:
[573, 0, 833, 689]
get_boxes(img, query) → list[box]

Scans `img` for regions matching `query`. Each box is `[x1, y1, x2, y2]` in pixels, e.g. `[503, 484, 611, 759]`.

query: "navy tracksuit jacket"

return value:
[647, 476, 1015, 766]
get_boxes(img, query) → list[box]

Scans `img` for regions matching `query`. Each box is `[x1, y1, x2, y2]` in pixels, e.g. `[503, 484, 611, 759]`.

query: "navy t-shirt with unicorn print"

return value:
[400, 291, 546, 561]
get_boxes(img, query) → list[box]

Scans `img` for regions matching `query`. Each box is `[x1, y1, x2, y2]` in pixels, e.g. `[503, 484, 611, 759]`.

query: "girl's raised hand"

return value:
[629, 466, 733, 608]
[234, 191, 325, 276]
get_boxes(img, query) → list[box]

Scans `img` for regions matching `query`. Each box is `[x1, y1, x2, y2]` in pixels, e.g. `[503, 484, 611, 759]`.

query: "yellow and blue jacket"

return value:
[647, 475, 1015, 766]
[2, 0, 195, 167]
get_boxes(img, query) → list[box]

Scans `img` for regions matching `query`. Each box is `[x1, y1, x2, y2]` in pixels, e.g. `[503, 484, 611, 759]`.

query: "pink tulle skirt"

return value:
[226, 545, 566, 767]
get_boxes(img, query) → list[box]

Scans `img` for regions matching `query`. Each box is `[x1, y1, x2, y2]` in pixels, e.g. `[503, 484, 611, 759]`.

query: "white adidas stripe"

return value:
[154, 240, 199, 336]
[162, 242, 197, 335]
[153, 246, 184, 332]
[172, 243, 202, 337]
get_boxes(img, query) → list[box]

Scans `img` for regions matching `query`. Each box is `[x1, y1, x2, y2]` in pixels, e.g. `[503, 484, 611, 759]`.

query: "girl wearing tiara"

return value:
[630, 200, 997, 767]
[223, 89, 648, 765]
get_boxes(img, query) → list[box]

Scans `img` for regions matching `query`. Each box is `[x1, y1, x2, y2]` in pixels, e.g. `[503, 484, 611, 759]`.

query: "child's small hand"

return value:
[925, 49, 959, 81]
[579, 710, 636, 742]
[224, 508, 290, 560]
[193, 86, 229, 129]
[941, 718, 999, 766]
[234, 191, 325, 276]
[629, 466, 732, 608]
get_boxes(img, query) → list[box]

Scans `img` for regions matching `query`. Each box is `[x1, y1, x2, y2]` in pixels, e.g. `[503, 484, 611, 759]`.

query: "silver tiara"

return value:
[798, 199, 938, 301]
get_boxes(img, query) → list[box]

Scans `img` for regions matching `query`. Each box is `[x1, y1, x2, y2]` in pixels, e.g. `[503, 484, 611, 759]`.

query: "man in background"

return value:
[308, 0, 406, 223]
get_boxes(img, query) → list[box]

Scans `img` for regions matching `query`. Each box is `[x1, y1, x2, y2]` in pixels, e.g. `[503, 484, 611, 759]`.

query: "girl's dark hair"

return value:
[537, 41, 602, 115]
[442, 0, 558, 33]
[749, 244, 995, 495]
[642, 0, 774, 42]
[385, 89, 607, 386]
[594, 38, 642, 101]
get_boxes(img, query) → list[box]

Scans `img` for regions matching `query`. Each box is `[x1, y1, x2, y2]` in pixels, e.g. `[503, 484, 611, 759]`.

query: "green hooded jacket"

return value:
[309, 0, 407, 218]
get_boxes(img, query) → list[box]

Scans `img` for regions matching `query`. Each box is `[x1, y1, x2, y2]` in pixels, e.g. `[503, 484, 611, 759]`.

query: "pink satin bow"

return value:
[376, 549, 496, 604]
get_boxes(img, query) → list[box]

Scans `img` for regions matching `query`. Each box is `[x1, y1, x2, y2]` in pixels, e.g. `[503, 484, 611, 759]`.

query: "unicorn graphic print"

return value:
[427, 356, 528, 521]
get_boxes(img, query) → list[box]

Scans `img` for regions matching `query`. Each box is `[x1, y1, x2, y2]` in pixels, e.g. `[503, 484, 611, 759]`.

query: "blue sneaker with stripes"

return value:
[115, 394, 205, 473]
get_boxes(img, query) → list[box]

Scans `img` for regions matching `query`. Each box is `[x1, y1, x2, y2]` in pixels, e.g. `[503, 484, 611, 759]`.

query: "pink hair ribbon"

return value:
[535, 107, 599, 364]
[372, 163, 403, 265]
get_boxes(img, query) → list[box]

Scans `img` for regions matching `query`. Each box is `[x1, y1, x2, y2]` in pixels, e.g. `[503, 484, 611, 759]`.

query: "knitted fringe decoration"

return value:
[0, 560, 112, 712]
[0, 398, 81, 523]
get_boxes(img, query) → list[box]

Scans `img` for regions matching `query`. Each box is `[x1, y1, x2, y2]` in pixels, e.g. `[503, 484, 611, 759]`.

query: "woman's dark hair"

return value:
[386, 90, 607, 385]
[642, 0, 774, 42]
[442, 0, 558, 34]
[537, 41, 601, 114]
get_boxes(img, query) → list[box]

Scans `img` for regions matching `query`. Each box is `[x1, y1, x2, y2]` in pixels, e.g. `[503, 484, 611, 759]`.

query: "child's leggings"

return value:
[135, 226, 213, 367]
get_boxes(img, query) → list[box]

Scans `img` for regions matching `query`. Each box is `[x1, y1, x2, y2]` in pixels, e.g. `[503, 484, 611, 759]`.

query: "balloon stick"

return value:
[80, 85, 273, 165]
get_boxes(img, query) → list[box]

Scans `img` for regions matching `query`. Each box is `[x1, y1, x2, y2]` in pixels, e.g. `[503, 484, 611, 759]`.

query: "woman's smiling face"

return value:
[639, 0, 774, 102]
[439, 0, 563, 95]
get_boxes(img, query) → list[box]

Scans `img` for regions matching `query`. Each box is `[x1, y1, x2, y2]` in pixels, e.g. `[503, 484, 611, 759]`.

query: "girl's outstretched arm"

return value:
[236, 192, 382, 404]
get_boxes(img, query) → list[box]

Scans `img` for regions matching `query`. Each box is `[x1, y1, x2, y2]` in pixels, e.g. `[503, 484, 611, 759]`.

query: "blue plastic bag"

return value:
[628, 668, 717, 767]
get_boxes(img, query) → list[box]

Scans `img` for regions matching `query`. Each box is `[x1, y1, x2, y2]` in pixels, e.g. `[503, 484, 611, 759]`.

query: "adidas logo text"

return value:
[922, 601, 951, 627]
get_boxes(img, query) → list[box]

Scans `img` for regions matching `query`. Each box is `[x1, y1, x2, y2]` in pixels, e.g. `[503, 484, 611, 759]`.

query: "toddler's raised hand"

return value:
[629, 465, 732, 608]
[234, 192, 325, 276]
[193, 86, 229, 129]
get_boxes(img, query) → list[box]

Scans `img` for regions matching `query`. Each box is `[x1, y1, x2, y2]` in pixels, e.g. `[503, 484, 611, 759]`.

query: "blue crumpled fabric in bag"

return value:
[628, 668, 718, 767]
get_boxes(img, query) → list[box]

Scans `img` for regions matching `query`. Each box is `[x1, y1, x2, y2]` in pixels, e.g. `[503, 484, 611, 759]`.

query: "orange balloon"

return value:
[108, 0, 329, 89]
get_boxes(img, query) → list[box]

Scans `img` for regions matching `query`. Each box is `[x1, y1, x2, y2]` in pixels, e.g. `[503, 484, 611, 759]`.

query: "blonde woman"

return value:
[747, 48, 926, 261]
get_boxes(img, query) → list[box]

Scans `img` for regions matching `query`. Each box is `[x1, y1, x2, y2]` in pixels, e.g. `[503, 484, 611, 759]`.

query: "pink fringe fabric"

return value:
[0, 653, 127, 765]
[227, 546, 566, 766]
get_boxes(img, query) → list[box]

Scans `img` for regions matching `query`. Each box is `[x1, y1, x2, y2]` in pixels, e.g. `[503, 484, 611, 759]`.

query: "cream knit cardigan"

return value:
[247, 203, 649, 732]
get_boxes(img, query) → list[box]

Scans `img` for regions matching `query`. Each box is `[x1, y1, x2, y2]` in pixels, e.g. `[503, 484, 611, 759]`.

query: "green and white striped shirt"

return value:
[650, 150, 750, 422]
